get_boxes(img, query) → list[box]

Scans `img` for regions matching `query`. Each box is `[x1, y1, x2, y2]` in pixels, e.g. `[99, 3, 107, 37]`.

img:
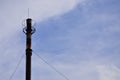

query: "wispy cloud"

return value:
[32, 0, 120, 79]
[0, 0, 86, 80]
[97, 65, 120, 80]
[0, 0, 120, 80]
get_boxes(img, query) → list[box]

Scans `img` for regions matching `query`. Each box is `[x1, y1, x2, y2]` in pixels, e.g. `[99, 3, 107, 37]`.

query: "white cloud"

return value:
[96, 65, 120, 80]
[0, 0, 86, 52]
[0, 0, 86, 44]
[0, 0, 86, 80]
[27, 0, 85, 20]
[0, 0, 120, 80]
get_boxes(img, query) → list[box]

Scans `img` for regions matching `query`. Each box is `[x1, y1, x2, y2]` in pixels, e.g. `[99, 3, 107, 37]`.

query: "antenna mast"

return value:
[23, 18, 35, 80]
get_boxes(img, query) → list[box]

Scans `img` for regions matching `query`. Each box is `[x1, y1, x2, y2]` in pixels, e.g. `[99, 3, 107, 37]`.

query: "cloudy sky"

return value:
[0, 0, 120, 80]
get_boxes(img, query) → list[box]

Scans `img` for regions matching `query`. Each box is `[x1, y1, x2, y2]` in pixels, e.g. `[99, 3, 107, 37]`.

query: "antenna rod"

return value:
[28, 8, 29, 18]
[23, 18, 35, 80]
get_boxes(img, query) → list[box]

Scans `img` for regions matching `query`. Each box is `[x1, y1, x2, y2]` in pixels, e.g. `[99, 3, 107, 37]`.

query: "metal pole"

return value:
[23, 18, 35, 80]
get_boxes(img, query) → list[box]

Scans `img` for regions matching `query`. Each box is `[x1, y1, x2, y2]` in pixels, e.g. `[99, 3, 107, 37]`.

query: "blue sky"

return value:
[0, 0, 120, 80]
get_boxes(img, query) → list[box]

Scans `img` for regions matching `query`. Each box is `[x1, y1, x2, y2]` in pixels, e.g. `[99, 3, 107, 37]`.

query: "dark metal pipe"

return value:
[23, 18, 35, 80]
[26, 18, 32, 80]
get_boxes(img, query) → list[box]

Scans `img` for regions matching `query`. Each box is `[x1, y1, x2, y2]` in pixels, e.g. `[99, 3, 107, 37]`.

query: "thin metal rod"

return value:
[28, 8, 29, 18]
[9, 54, 24, 80]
